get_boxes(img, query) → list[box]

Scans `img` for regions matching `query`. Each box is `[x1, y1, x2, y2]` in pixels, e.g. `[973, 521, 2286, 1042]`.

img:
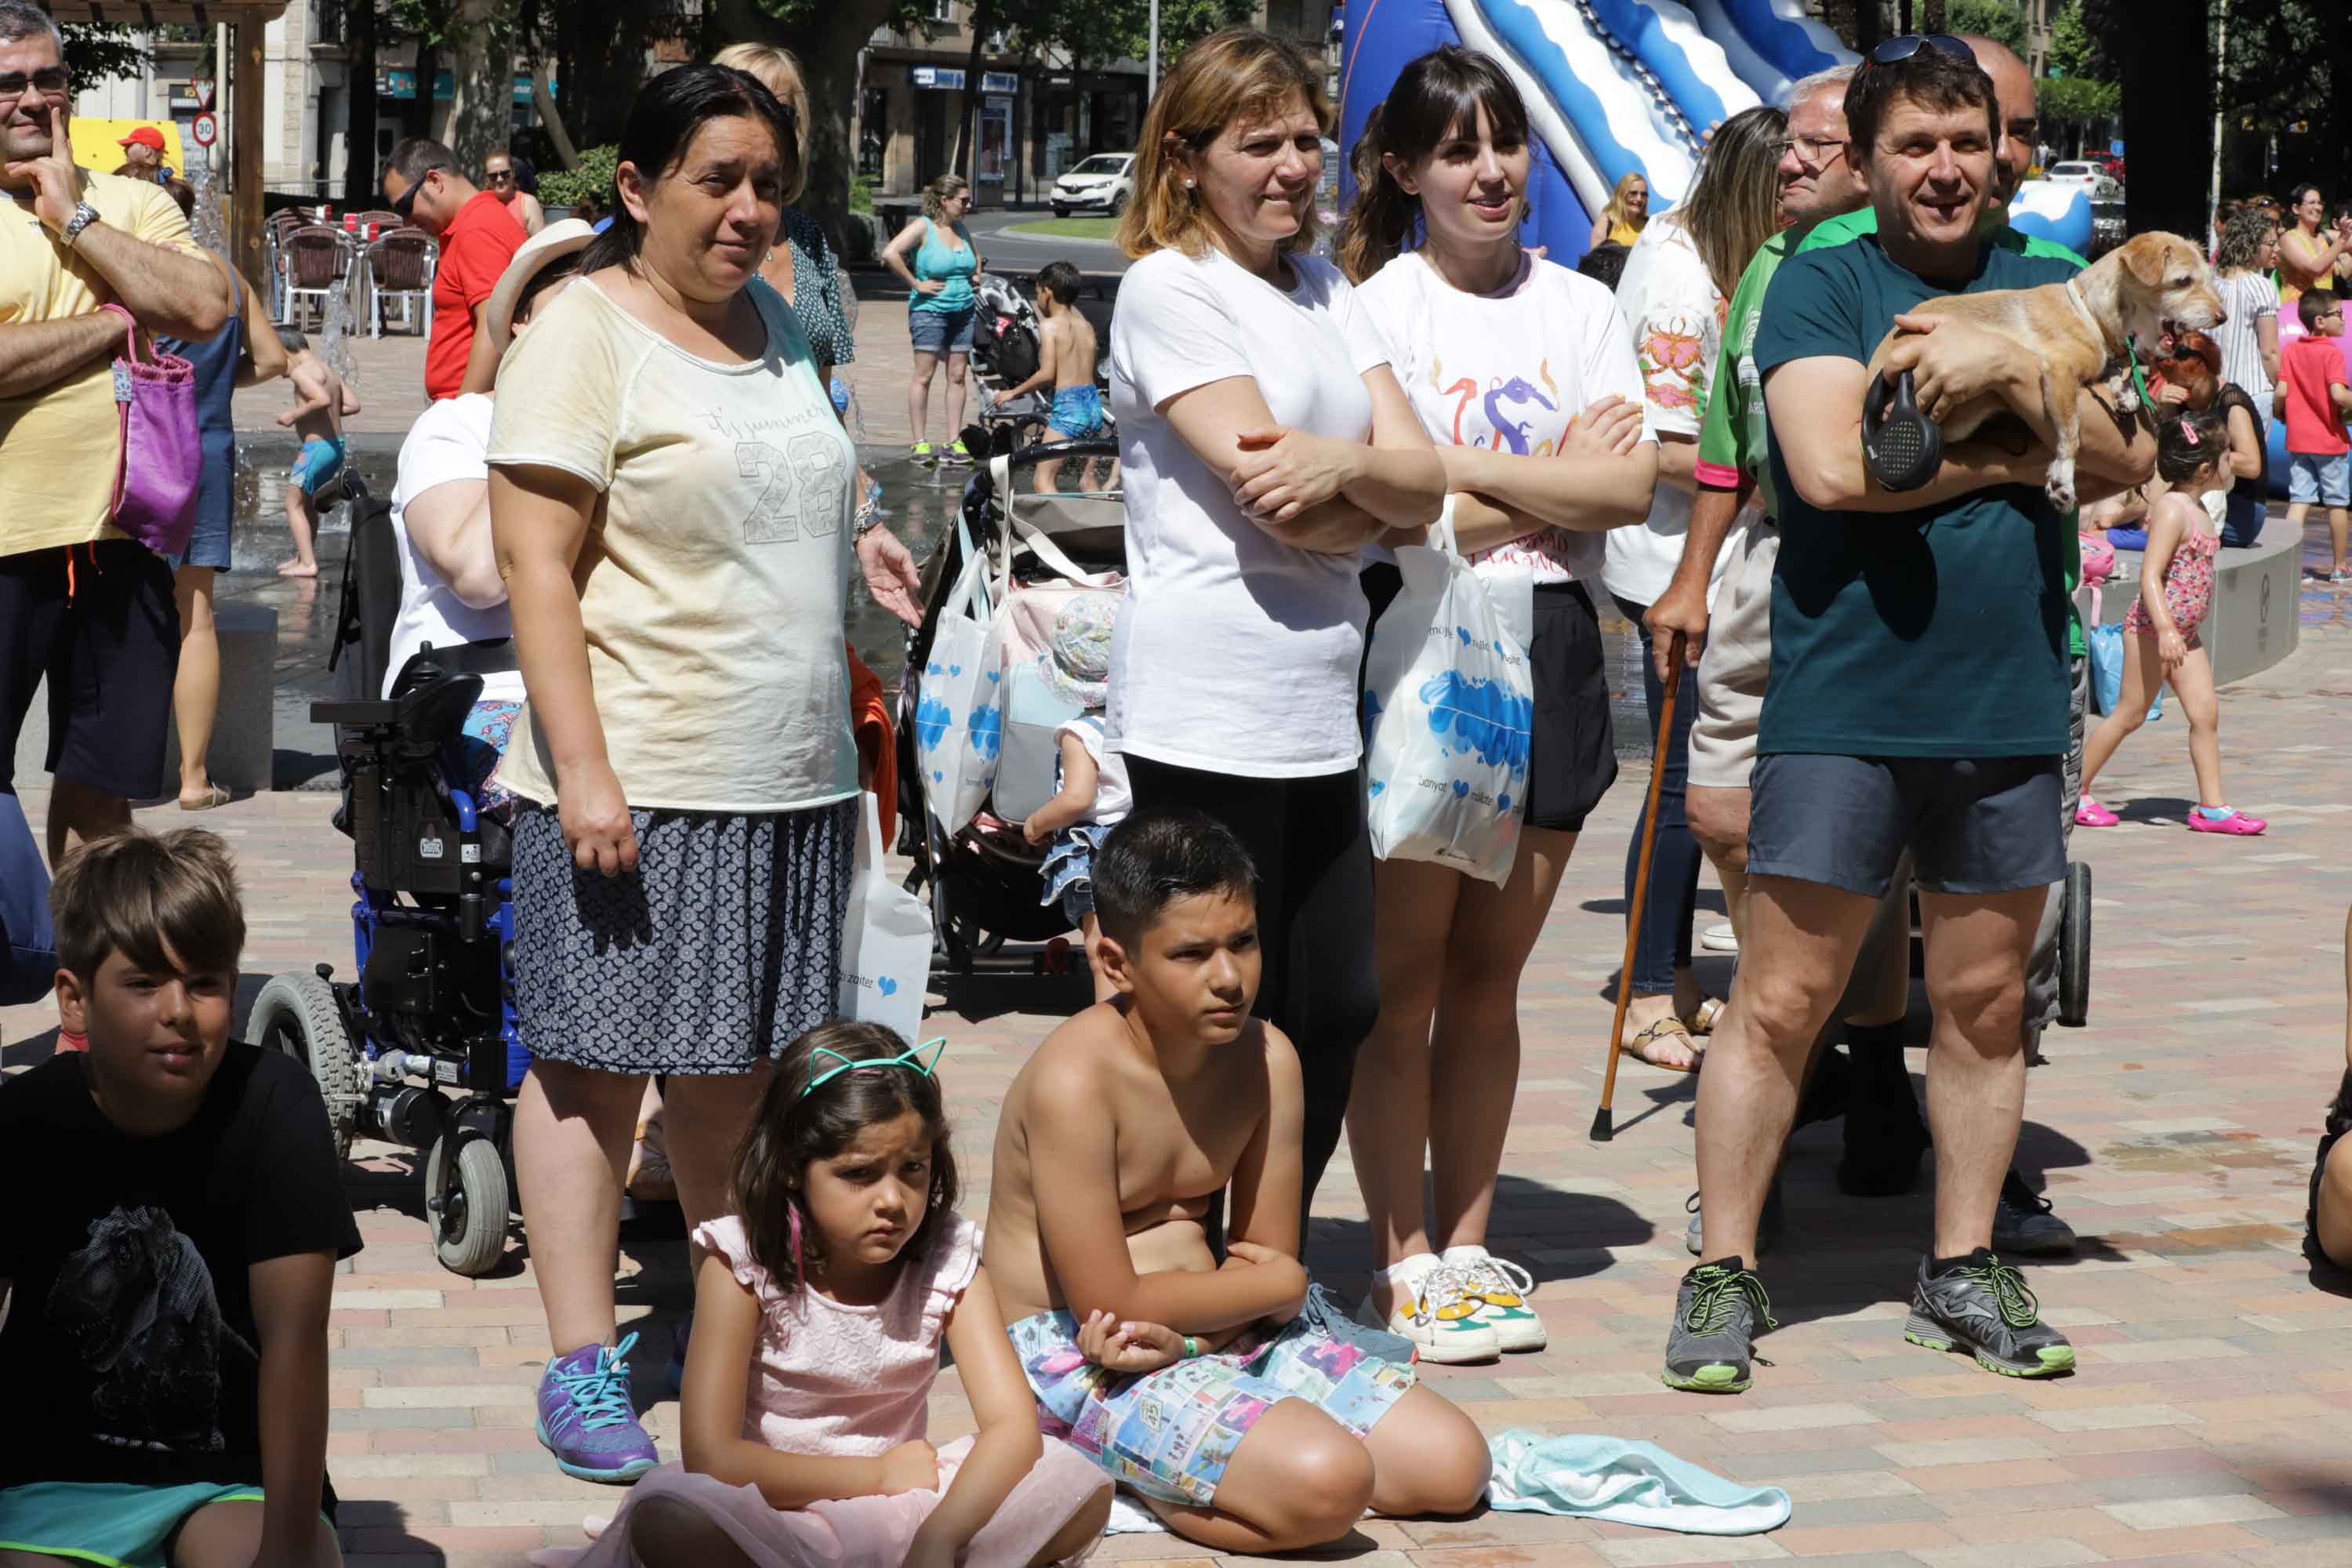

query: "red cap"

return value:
[117, 125, 167, 151]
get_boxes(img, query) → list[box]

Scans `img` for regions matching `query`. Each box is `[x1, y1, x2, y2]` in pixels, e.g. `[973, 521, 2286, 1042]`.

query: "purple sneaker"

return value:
[535, 1331, 659, 1483]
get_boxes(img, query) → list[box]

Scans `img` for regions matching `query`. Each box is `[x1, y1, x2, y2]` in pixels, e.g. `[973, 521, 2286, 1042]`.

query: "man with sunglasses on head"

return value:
[1656, 35, 2152, 1398]
[382, 136, 527, 401]
[0, 0, 234, 873]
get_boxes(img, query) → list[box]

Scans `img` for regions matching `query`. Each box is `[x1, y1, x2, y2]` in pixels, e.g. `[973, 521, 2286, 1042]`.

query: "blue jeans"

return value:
[1613, 595, 1702, 995]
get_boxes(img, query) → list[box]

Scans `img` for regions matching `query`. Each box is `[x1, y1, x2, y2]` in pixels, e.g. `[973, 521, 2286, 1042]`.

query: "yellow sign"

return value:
[64, 117, 191, 176]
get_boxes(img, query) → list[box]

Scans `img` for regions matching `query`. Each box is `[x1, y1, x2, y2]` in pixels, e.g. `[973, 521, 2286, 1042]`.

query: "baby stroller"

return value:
[245, 474, 524, 1278]
[895, 432, 1125, 973]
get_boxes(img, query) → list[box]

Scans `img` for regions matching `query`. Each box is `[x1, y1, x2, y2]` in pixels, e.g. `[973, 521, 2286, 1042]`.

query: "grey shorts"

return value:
[1688, 516, 1776, 791]
[1748, 753, 2065, 898]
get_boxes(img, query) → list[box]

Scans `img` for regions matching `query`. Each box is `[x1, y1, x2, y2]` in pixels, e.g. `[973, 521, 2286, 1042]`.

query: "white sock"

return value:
[1439, 1244, 1492, 1266]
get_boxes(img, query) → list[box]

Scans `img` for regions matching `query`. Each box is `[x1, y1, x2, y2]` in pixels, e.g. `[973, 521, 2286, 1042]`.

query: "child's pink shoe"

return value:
[2187, 806, 2266, 836]
[2074, 797, 2119, 827]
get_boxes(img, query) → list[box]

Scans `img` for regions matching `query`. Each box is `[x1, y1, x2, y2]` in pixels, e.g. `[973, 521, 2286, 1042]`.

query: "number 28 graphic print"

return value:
[736, 432, 849, 543]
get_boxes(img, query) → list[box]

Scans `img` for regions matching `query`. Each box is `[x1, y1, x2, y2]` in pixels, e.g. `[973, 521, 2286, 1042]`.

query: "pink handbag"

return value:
[99, 302, 201, 557]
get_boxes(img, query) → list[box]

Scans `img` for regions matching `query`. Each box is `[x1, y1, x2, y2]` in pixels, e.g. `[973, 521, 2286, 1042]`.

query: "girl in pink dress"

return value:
[544, 1023, 1112, 1568]
[2078, 408, 2267, 837]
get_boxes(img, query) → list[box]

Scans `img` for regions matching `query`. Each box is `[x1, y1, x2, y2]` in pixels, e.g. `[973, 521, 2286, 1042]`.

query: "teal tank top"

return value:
[911, 218, 976, 314]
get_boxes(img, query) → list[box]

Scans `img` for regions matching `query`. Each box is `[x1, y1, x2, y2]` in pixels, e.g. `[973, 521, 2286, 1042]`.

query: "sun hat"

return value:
[1035, 593, 1117, 710]
[483, 218, 596, 353]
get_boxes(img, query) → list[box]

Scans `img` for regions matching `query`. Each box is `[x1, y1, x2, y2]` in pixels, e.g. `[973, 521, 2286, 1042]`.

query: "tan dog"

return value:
[1865, 232, 2227, 510]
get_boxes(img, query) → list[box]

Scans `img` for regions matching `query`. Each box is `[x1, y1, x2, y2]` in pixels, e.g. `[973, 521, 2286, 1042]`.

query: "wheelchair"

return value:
[245, 475, 524, 1277]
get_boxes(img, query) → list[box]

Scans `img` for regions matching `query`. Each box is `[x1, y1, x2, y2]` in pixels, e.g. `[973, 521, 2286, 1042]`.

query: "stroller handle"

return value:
[1008, 435, 1117, 469]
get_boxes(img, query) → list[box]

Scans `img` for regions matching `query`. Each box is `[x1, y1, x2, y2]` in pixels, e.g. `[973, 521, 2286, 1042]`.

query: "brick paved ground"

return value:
[6, 296, 2349, 1565]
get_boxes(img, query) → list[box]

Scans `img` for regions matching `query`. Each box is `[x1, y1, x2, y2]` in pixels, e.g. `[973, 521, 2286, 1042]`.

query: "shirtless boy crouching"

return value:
[984, 809, 1490, 1552]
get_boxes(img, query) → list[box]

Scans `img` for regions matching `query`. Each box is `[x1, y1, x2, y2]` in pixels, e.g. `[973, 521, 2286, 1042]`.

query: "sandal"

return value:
[178, 783, 231, 811]
[1625, 1017, 1701, 1074]
[1684, 996, 1727, 1036]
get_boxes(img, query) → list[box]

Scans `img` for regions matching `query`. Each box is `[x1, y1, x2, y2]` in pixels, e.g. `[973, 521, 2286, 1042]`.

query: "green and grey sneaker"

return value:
[1356, 1261, 1500, 1364]
[1447, 1249, 1547, 1352]
[1904, 1249, 2076, 1377]
[1662, 1258, 1775, 1393]
[1991, 1171, 2077, 1257]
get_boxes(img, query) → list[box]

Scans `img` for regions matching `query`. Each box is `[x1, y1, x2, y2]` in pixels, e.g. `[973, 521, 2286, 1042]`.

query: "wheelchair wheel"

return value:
[2058, 861, 2092, 1028]
[424, 1133, 510, 1278]
[251, 971, 360, 1161]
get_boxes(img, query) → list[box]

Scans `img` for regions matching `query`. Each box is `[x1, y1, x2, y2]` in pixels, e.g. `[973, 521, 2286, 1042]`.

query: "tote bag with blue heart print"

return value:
[839, 791, 931, 1042]
[1361, 506, 1537, 887]
[915, 536, 1004, 837]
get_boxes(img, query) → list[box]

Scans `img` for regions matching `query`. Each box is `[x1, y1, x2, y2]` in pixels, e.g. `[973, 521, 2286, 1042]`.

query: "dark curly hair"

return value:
[731, 1022, 960, 1300]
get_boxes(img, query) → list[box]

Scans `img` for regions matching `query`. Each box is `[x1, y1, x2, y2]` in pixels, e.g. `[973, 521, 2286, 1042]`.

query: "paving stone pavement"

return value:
[7, 597, 2352, 1566]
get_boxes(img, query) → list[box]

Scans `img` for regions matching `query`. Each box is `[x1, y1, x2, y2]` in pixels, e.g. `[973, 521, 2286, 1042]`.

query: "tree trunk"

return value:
[343, 0, 378, 203]
[1922, 0, 1947, 31]
[403, 36, 439, 141]
[532, 67, 578, 169]
[709, 0, 902, 262]
[445, 0, 517, 174]
[2121, 0, 2209, 241]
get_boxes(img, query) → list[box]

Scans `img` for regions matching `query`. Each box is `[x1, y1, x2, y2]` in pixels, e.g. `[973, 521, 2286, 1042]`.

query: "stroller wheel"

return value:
[251, 971, 360, 1162]
[2058, 861, 2092, 1028]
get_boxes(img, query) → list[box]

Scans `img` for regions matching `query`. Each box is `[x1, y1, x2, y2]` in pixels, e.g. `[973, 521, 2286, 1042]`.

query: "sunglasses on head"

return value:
[390, 165, 448, 221]
[1867, 34, 1974, 66]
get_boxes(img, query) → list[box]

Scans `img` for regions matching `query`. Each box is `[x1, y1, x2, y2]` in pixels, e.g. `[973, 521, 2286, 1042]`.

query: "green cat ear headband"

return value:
[800, 1037, 948, 1100]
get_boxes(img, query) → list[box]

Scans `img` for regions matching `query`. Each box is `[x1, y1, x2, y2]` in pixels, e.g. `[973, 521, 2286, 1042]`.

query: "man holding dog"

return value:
[1659, 37, 2154, 1396]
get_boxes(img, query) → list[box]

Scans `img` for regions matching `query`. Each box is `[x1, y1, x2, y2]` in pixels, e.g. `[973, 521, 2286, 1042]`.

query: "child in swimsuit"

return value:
[1002, 260, 1107, 492]
[2076, 408, 2267, 836]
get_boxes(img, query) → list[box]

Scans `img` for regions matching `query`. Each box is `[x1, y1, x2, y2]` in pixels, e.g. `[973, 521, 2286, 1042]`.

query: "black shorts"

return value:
[1, 541, 180, 800]
[1361, 566, 1618, 836]
[1748, 752, 2063, 898]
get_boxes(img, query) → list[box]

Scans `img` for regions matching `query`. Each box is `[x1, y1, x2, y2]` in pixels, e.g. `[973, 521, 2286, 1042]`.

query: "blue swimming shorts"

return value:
[1049, 384, 1106, 438]
[0, 1480, 324, 1568]
[1011, 1306, 1415, 1507]
[289, 434, 347, 499]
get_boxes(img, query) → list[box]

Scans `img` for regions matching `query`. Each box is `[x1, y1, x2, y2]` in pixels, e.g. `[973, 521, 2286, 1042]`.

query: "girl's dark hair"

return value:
[731, 1022, 960, 1299]
[582, 64, 800, 275]
[2154, 405, 2229, 485]
[1337, 45, 1531, 284]
[2289, 182, 2324, 221]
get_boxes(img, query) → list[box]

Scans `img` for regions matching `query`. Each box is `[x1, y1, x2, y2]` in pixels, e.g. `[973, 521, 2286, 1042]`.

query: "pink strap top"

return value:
[691, 1210, 981, 1457]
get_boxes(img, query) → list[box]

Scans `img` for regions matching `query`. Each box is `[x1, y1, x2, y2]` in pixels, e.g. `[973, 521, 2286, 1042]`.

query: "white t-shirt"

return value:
[1602, 214, 1733, 610]
[1057, 713, 1131, 826]
[1354, 249, 1653, 586]
[387, 394, 524, 702]
[486, 276, 858, 813]
[1107, 245, 1392, 777]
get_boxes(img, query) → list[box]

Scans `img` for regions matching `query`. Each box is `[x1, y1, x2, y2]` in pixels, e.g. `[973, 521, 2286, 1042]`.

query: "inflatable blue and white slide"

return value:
[1338, 0, 2094, 267]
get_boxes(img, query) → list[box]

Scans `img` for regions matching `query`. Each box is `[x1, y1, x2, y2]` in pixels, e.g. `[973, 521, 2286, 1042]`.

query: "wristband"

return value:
[1182, 1335, 1201, 1360]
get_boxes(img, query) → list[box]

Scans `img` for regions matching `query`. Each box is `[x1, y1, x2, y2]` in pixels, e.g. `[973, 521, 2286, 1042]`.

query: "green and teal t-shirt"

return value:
[1694, 227, 1796, 517]
[1752, 230, 2082, 759]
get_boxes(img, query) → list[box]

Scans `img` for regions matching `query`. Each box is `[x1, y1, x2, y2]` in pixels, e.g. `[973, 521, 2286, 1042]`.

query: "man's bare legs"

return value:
[1693, 875, 1880, 1263]
[1918, 886, 2045, 1257]
[1688, 782, 1749, 941]
[44, 775, 130, 864]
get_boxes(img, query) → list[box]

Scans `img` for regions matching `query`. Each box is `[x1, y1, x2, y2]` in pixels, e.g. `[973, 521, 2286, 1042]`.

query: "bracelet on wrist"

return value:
[1182, 1335, 1201, 1360]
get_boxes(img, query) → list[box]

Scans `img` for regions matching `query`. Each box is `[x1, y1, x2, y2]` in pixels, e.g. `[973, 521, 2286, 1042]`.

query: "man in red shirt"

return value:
[382, 137, 526, 401]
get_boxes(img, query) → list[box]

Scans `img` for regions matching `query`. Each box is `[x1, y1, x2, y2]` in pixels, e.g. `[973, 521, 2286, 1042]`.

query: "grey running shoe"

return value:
[1904, 1249, 2076, 1378]
[1662, 1259, 1776, 1393]
[1683, 1184, 1785, 1258]
[1992, 1171, 2077, 1257]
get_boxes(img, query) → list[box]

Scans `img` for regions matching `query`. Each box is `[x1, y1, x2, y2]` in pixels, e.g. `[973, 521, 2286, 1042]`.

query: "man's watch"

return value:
[59, 201, 101, 251]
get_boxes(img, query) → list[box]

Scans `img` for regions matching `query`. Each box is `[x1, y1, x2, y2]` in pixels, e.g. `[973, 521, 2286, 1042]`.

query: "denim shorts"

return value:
[2289, 450, 2351, 508]
[1748, 752, 2065, 898]
[909, 304, 976, 355]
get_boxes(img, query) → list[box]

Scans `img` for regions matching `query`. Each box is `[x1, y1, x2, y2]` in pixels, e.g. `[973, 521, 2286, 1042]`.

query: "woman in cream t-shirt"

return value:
[485, 64, 922, 1486]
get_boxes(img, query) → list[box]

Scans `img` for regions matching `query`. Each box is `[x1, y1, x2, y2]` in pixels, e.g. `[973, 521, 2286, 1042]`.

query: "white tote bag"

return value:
[913, 536, 1003, 837]
[838, 791, 932, 1043]
[1361, 510, 1537, 887]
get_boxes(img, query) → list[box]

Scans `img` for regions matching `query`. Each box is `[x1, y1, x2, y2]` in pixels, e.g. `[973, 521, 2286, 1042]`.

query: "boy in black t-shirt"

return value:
[0, 828, 361, 1567]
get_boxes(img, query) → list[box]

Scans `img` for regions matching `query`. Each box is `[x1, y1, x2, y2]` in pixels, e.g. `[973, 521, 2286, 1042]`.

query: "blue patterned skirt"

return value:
[510, 797, 857, 1074]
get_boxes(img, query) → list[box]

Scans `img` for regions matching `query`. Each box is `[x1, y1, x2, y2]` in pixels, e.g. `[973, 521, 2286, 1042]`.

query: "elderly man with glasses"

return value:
[382, 136, 528, 400]
[0, 0, 234, 875]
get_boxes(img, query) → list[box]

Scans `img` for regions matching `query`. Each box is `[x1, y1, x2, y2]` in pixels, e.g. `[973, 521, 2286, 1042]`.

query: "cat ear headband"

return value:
[800, 1037, 948, 1100]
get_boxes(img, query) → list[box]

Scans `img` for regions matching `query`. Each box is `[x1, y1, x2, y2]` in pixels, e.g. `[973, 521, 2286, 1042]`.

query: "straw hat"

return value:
[484, 219, 595, 352]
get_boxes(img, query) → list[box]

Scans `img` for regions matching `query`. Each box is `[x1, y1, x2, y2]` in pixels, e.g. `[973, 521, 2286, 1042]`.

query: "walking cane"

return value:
[1592, 629, 1688, 1143]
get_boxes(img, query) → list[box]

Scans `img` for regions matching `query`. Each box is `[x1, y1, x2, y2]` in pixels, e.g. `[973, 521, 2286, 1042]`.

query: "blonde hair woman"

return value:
[1589, 169, 1650, 250]
[880, 172, 983, 461]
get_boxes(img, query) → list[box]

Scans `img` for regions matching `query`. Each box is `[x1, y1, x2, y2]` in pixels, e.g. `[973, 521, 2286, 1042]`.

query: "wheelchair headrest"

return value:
[394, 671, 485, 744]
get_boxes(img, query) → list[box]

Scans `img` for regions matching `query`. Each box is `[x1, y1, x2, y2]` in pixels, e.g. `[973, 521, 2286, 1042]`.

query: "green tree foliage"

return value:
[59, 24, 148, 85]
[2037, 76, 2119, 123]
[536, 143, 616, 208]
[1946, 0, 2026, 53]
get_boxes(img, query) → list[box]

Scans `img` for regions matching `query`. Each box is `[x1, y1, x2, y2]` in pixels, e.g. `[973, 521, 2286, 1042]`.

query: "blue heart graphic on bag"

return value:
[1420, 670, 1533, 775]
[877, 976, 898, 997]
[1368, 779, 1386, 797]
[1457, 626, 1472, 645]
[1497, 793, 1512, 813]
[1452, 779, 1470, 799]
[949, 663, 962, 676]
[915, 695, 953, 752]
[969, 703, 1004, 761]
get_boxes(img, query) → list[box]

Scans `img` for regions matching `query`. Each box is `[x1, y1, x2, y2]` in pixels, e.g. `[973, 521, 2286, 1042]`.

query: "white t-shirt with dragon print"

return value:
[1602, 212, 1733, 610]
[487, 274, 858, 813]
[1356, 248, 1653, 587]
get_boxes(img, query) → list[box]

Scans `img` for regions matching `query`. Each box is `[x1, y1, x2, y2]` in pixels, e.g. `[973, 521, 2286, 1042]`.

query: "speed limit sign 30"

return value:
[191, 111, 218, 149]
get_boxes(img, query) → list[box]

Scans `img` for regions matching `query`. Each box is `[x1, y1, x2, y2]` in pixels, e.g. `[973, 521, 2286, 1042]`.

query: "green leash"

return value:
[2126, 339, 2151, 412]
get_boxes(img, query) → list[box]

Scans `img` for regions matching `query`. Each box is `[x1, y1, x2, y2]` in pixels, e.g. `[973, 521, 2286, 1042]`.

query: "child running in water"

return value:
[984, 811, 1490, 1552]
[2075, 408, 2267, 836]
[275, 326, 359, 579]
[554, 1022, 1111, 1568]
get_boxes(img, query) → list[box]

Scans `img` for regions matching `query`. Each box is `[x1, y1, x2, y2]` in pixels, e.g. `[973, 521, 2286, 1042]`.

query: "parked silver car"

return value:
[1051, 153, 1134, 219]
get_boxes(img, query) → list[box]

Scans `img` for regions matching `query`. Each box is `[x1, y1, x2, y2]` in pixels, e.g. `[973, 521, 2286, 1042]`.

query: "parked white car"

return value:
[2045, 161, 2123, 200]
[1051, 153, 1134, 219]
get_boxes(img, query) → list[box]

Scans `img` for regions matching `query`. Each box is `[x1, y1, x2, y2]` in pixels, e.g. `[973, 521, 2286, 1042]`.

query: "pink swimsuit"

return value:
[2124, 517, 2219, 641]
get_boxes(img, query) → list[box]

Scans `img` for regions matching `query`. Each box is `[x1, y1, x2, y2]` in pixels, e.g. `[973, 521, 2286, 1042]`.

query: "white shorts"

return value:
[1688, 516, 1777, 792]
